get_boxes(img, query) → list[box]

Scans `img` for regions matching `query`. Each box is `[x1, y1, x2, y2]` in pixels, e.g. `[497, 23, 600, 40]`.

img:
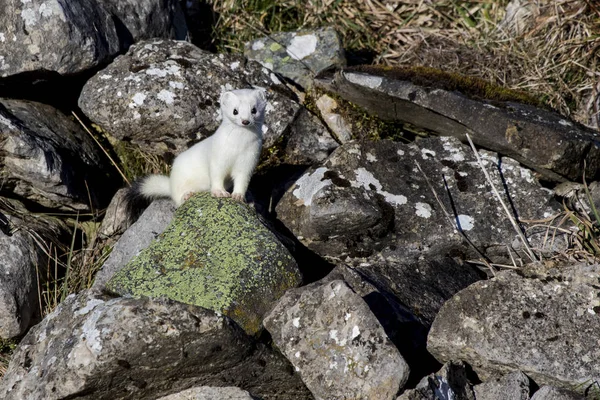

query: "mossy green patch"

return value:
[106, 193, 302, 335]
[347, 65, 547, 109]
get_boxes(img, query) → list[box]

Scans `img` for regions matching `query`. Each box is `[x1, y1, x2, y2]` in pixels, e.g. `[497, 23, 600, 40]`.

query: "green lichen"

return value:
[106, 193, 301, 335]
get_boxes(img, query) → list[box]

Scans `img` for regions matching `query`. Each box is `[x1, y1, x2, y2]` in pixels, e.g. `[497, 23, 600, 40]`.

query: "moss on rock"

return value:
[106, 193, 302, 335]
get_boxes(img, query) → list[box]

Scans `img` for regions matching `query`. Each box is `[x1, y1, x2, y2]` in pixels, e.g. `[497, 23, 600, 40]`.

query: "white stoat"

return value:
[130, 88, 267, 208]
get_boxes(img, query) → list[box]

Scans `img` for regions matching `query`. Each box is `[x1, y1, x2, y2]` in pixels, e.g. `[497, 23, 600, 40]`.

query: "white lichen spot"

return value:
[351, 167, 407, 206]
[74, 299, 105, 317]
[292, 317, 301, 328]
[21, 9, 38, 27]
[287, 34, 318, 60]
[117, 91, 122, 97]
[252, 40, 265, 51]
[397, 149, 405, 156]
[366, 152, 377, 162]
[292, 167, 332, 206]
[329, 329, 338, 343]
[0, 33, 5, 42]
[157, 89, 176, 105]
[100, 74, 112, 80]
[169, 81, 184, 90]
[295, 351, 301, 358]
[344, 72, 383, 89]
[132, 111, 141, 120]
[230, 61, 240, 70]
[344, 313, 351, 321]
[415, 202, 432, 218]
[129, 92, 146, 108]
[39, 2, 54, 17]
[330, 361, 338, 369]
[457, 214, 475, 231]
[270, 72, 281, 85]
[559, 119, 572, 127]
[381, 191, 408, 206]
[421, 148, 436, 159]
[351, 325, 360, 339]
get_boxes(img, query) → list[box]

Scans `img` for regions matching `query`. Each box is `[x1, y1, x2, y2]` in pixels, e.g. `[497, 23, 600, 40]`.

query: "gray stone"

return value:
[0, 0, 186, 77]
[473, 371, 530, 400]
[264, 279, 409, 400]
[0, 98, 118, 211]
[397, 361, 475, 400]
[315, 94, 353, 143]
[157, 386, 255, 400]
[316, 68, 600, 182]
[530, 386, 585, 400]
[275, 137, 562, 264]
[0, 216, 43, 338]
[106, 193, 302, 335]
[427, 262, 600, 394]
[245, 27, 345, 89]
[284, 108, 339, 165]
[78, 39, 301, 156]
[0, 291, 312, 400]
[93, 199, 175, 290]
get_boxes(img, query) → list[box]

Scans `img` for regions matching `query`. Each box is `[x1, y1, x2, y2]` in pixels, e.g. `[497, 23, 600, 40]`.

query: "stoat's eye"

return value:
[251, 107, 257, 114]
[233, 109, 238, 115]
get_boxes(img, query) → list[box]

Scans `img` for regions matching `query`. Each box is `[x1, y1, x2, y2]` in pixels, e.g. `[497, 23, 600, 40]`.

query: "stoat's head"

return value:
[220, 88, 267, 130]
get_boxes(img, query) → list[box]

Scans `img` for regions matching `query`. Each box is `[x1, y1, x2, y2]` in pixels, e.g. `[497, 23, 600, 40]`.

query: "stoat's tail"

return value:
[124, 174, 171, 223]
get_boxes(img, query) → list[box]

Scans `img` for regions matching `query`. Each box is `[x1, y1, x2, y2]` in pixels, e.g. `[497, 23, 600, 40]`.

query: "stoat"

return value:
[127, 88, 267, 210]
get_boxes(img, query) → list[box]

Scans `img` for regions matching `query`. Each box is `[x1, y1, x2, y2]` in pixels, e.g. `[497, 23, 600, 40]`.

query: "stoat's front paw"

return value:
[231, 193, 246, 203]
[211, 189, 231, 198]
[182, 191, 196, 202]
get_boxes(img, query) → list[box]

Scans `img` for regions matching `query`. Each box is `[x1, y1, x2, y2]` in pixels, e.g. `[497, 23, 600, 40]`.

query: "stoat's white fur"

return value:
[136, 88, 267, 206]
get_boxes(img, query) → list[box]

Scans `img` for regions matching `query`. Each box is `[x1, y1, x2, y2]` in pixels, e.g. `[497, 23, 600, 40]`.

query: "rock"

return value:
[0, 98, 118, 211]
[315, 94, 353, 143]
[472, 371, 530, 400]
[264, 279, 409, 400]
[316, 68, 600, 182]
[283, 108, 339, 165]
[78, 39, 301, 156]
[0, 0, 186, 77]
[98, 188, 129, 238]
[93, 199, 175, 290]
[0, 215, 43, 338]
[397, 361, 475, 400]
[0, 290, 312, 400]
[97, 0, 187, 47]
[530, 386, 584, 400]
[427, 262, 600, 393]
[106, 193, 302, 335]
[157, 386, 255, 400]
[275, 136, 561, 264]
[244, 27, 345, 90]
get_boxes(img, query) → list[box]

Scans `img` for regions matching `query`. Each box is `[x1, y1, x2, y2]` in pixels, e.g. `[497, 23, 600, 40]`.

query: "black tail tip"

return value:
[124, 179, 152, 225]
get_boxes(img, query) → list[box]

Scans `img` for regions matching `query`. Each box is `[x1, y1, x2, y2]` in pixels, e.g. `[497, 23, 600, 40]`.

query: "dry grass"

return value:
[206, 0, 600, 127]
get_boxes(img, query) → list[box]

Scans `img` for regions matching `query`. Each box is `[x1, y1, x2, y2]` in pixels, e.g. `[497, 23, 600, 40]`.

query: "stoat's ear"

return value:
[255, 89, 267, 103]
[220, 91, 236, 107]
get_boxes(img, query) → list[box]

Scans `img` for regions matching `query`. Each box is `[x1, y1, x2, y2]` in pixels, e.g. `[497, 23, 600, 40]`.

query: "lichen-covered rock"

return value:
[264, 279, 409, 400]
[283, 108, 339, 165]
[397, 361, 475, 400]
[427, 262, 600, 394]
[79, 39, 300, 156]
[0, 0, 186, 77]
[245, 27, 345, 89]
[0, 291, 312, 400]
[317, 68, 600, 182]
[93, 199, 176, 289]
[314, 94, 353, 143]
[276, 136, 561, 263]
[530, 386, 584, 400]
[157, 386, 255, 400]
[0, 216, 43, 338]
[0, 98, 118, 211]
[472, 371, 530, 400]
[106, 193, 302, 335]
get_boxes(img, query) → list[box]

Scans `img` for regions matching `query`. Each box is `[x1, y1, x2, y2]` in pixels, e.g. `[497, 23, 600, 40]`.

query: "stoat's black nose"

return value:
[242, 120, 250, 126]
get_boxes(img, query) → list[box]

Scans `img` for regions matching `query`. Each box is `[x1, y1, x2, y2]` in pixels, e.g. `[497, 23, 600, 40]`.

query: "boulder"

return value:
[264, 279, 409, 400]
[282, 108, 339, 166]
[93, 199, 175, 289]
[244, 27, 346, 90]
[106, 193, 302, 335]
[157, 386, 255, 400]
[427, 262, 600, 393]
[275, 136, 561, 264]
[472, 371, 530, 400]
[0, 291, 312, 400]
[0, 0, 186, 77]
[530, 386, 585, 400]
[79, 39, 301, 156]
[397, 361, 475, 400]
[0, 215, 44, 338]
[316, 67, 600, 182]
[0, 98, 118, 211]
